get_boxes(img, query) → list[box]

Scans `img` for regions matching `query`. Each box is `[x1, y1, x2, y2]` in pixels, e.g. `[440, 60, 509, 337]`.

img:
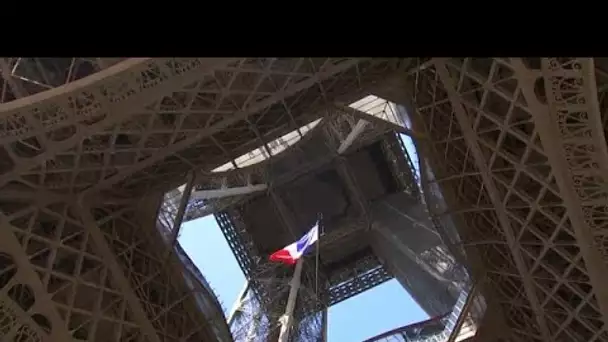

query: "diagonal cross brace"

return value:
[511, 57, 608, 328]
[83, 59, 365, 194]
[78, 202, 162, 342]
[434, 58, 552, 341]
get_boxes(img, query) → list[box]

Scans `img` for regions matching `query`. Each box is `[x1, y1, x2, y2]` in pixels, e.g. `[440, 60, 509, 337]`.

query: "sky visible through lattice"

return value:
[179, 133, 428, 341]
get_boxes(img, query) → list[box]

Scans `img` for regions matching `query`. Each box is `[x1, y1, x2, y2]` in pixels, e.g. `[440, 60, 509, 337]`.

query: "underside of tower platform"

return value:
[0, 57, 607, 342]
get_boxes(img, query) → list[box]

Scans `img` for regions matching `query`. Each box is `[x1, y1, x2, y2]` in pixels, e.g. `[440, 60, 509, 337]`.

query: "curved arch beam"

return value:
[82, 58, 366, 195]
[0, 58, 239, 187]
[0, 58, 150, 141]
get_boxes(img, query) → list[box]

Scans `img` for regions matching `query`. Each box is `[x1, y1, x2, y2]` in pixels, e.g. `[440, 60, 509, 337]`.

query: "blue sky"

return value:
[179, 214, 429, 341]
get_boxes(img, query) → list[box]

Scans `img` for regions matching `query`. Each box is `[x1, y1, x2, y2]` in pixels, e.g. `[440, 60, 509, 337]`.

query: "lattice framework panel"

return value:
[0, 194, 229, 341]
[406, 58, 608, 341]
[112, 58, 405, 195]
[0, 198, 145, 341]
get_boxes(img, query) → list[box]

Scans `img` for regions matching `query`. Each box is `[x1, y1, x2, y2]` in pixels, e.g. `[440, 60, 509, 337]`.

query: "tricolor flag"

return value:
[269, 223, 319, 265]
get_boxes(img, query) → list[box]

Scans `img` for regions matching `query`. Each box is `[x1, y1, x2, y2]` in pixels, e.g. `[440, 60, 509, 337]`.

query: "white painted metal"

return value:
[338, 119, 369, 154]
[190, 184, 268, 200]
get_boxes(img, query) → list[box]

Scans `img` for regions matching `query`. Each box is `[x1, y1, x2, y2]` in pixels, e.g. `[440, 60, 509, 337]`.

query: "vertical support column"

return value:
[278, 258, 304, 342]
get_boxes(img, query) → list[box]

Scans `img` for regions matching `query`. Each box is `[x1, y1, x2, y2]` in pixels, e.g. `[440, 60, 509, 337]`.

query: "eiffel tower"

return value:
[0, 58, 606, 342]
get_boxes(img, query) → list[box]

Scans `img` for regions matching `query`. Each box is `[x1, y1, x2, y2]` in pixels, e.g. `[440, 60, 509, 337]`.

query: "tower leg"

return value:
[278, 259, 303, 342]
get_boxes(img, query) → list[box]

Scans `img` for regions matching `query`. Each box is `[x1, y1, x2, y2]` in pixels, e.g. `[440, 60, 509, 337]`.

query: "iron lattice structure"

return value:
[228, 262, 325, 342]
[0, 57, 605, 342]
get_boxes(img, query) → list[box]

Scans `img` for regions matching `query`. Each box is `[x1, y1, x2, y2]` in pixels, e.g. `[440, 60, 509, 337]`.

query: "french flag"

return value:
[269, 223, 319, 265]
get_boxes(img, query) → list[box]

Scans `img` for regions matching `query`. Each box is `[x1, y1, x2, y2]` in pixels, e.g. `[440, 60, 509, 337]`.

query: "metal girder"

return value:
[328, 264, 392, 306]
[335, 100, 421, 138]
[335, 157, 369, 217]
[0, 58, 238, 188]
[319, 218, 367, 248]
[511, 58, 608, 327]
[166, 172, 195, 252]
[373, 221, 448, 283]
[190, 183, 268, 200]
[78, 202, 162, 342]
[337, 119, 369, 154]
[0, 186, 72, 204]
[434, 59, 552, 341]
[84, 59, 366, 194]
[0, 213, 73, 341]
[0, 58, 49, 150]
[215, 210, 259, 279]
[269, 188, 298, 238]
[161, 168, 269, 223]
[322, 109, 390, 217]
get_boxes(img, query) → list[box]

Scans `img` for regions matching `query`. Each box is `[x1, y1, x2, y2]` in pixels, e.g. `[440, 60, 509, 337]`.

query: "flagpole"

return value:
[315, 243, 319, 299]
[315, 215, 322, 304]
[278, 258, 304, 342]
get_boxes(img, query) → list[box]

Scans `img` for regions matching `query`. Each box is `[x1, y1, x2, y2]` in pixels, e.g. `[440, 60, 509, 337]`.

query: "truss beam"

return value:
[337, 119, 369, 154]
[166, 172, 196, 250]
[434, 59, 552, 342]
[84, 59, 366, 194]
[0, 213, 73, 341]
[190, 183, 268, 200]
[78, 202, 162, 342]
[328, 264, 392, 305]
[512, 58, 608, 327]
[335, 102, 420, 138]
[1, 58, 238, 189]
